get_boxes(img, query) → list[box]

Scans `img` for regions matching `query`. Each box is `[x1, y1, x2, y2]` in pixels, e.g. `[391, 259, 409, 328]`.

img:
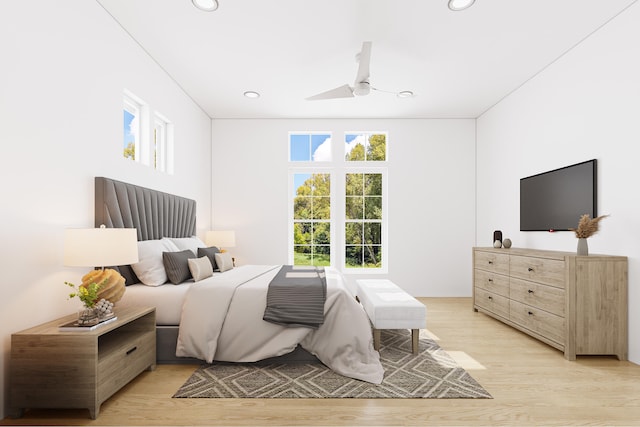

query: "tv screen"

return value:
[520, 159, 597, 232]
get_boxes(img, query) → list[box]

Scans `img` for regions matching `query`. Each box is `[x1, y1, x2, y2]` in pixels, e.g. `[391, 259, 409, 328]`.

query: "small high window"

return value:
[289, 133, 332, 162]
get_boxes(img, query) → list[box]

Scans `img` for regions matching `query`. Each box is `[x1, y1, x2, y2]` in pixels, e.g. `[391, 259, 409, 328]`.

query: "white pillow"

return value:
[163, 236, 206, 256]
[131, 239, 180, 286]
[188, 256, 213, 282]
[214, 252, 234, 272]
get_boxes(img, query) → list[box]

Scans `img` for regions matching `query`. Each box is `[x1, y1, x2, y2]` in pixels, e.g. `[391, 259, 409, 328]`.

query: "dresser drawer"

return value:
[474, 269, 509, 297]
[510, 255, 565, 288]
[510, 300, 564, 345]
[474, 251, 510, 275]
[475, 288, 509, 319]
[510, 277, 565, 317]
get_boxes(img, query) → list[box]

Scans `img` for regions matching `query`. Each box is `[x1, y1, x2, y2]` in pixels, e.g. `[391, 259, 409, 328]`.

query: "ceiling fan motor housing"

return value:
[353, 81, 371, 96]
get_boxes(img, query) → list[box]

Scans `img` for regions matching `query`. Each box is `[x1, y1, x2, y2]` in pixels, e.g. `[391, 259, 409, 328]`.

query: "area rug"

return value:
[173, 329, 492, 399]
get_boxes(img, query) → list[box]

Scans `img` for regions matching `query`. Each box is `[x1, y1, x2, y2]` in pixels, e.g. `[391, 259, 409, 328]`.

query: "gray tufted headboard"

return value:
[94, 176, 197, 284]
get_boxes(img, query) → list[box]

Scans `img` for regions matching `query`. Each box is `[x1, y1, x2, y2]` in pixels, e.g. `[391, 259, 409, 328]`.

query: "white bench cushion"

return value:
[356, 279, 426, 330]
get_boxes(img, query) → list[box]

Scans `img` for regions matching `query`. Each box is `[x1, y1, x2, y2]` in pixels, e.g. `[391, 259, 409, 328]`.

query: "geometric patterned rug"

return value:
[173, 329, 492, 399]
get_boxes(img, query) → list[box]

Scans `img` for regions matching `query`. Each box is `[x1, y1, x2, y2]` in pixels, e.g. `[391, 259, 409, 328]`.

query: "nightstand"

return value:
[10, 306, 156, 419]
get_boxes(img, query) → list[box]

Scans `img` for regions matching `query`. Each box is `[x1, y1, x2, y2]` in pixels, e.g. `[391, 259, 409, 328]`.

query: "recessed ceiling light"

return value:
[448, 0, 475, 11]
[192, 0, 218, 12]
[397, 91, 414, 98]
[243, 91, 260, 99]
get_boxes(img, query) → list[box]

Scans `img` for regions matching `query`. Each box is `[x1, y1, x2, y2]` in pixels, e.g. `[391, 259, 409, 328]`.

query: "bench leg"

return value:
[411, 329, 419, 354]
[373, 329, 381, 351]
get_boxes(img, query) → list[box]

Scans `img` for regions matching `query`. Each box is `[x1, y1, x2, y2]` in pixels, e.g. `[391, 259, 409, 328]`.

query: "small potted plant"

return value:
[570, 214, 608, 256]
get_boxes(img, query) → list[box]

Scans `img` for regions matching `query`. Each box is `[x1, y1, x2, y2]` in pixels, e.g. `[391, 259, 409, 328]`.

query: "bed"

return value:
[95, 177, 384, 384]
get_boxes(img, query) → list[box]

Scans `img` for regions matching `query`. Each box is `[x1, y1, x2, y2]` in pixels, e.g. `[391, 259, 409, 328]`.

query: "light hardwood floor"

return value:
[3, 297, 640, 426]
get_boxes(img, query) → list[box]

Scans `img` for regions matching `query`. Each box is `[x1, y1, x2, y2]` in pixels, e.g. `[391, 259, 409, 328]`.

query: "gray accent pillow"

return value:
[198, 246, 220, 270]
[163, 249, 196, 285]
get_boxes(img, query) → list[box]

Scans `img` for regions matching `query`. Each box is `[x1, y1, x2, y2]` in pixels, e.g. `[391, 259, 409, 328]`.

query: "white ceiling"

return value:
[97, 0, 637, 119]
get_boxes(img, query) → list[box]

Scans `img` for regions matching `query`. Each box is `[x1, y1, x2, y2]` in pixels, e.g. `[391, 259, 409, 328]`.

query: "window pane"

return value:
[294, 245, 312, 265]
[310, 174, 330, 196]
[290, 134, 310, 161]
[345, 246, 363, 268]
[364, 173, 382, 196]
[293, 223, 312, 245]
[364, 196, 382, 219]
[345, 134, 366, 161]
[363, 222, 381, 244]
[314, 245, 331, 266]
[294, 197, 311, 220]
[123, 108, 137, 161]
[345, 196, 363, 220]
[345, 222, 363, 245]
[313, 197, 330, 220]
[364, 246, 382, 267]
[346, 173, 364, 195]
[311, 134, 331, 162]
[368, 134, 386, 161]
[313, 223, 330, 245]
[346, 133, 387, 161]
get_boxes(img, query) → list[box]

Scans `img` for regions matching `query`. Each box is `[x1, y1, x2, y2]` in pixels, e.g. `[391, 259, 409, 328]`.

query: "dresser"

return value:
[473, 247, 627, 360]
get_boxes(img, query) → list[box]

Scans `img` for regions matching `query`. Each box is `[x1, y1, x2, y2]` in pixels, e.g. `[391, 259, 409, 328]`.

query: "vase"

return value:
[577, 238, 588, 256]
[77, 307, 98, 325]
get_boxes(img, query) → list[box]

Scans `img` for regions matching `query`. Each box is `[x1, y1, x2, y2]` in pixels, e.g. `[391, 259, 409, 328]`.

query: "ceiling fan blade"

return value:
[354, 41, 372, 84]
[306, 84, 355, 100]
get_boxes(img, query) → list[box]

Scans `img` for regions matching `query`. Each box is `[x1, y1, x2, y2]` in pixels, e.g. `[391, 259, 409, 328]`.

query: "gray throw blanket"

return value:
[263, 265, 326, 329]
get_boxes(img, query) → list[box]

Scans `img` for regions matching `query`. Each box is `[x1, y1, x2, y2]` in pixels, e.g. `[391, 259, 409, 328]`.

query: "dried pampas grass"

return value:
[570, 214, 609, 238]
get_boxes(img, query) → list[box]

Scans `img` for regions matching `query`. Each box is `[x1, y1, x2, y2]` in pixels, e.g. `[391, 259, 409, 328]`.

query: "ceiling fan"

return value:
[306, 42, 412, 101]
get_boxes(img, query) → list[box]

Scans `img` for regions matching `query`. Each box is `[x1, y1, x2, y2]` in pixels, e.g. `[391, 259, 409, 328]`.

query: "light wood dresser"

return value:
[473, 247, 627, 360]
[10, 306, 156, 419]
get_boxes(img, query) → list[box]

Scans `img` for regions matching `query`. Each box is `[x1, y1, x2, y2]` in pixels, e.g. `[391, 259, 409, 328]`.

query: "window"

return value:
[153, 112, 173, 173]
[292, 172, 331, 266]
[345, 172, 383, 269]
[123, 93, 142, 162]
[123, 90, 173, 174]
[289, 132, 332, 162]
[288, 131, 387, 272]
[345, 132, 387, 161]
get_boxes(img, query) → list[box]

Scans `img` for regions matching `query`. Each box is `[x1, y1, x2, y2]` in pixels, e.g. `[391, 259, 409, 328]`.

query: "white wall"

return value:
[476, 3, 640, 363]
[0, 1, 211, 417]
[211, 119, 476, 296]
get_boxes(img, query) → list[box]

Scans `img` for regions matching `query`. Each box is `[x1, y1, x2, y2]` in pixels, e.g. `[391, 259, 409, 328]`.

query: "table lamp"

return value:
[64, 225, 138, 303]
[205, 230, 236, 252]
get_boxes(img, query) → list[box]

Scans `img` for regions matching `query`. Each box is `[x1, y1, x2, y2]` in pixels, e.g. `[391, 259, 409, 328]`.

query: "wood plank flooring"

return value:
[3, 297, 640, 426]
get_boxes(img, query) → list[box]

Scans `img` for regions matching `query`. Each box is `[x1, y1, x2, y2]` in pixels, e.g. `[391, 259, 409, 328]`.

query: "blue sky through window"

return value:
[123, 110, 135, 149]
[290, 133, 331, 162]
[293, 173, 311, 196]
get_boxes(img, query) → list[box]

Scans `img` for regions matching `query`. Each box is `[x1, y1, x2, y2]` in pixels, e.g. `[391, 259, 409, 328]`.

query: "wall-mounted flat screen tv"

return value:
[520, 159, 597, 232]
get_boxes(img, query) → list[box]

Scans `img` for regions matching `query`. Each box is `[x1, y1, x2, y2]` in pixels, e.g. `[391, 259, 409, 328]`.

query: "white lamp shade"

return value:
[205, 230, 236, 248]
[64, 228, 139, 267]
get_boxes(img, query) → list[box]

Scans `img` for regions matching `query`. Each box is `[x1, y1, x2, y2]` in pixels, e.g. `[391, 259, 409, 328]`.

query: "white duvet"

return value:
[176, 265, 384, 384]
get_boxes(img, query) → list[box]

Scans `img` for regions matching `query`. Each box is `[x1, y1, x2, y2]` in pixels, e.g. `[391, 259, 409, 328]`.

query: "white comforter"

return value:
[176, 265, 384, 384]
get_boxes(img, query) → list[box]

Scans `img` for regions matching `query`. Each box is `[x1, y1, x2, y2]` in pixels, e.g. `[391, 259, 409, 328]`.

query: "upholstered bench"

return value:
[355, 279, 427, 354]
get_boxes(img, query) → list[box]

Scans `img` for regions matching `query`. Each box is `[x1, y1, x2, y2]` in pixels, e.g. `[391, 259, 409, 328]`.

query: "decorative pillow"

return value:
[214, 252, 234, 273]
[164, 236, 206, 256]
[163, 250, 196, 285]
[188, 256, 214, 282]
[198, 246, 220, 270]
[131, 239, 180, 286]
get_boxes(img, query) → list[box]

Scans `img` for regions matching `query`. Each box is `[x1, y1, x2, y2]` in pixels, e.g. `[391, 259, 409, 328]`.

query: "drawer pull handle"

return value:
[488, 296, 493, 301]
[488, 278, 493, 282]
[126, 346, 138, 356]
[527, 289, 534, 294]
[527, 267, 534, 272]
[488, 261, 493, 265]
[527, 311, 534, 316]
